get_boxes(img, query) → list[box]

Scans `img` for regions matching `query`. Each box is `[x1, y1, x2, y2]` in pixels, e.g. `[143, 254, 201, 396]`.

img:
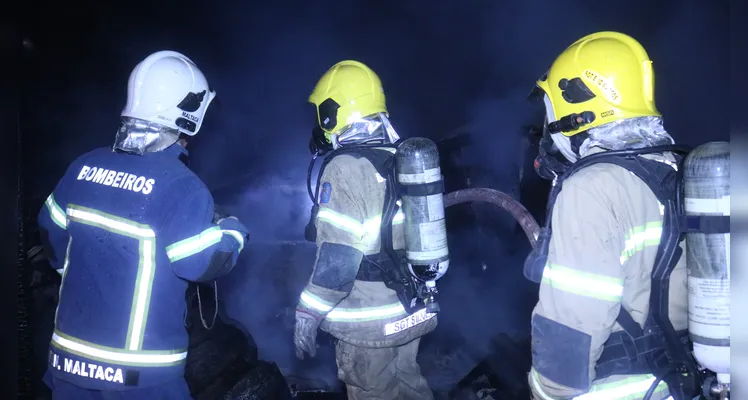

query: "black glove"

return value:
[294, 310, 323, 360]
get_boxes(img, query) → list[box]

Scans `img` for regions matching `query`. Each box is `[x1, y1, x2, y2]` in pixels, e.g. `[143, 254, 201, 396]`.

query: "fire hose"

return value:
[443, 187, 540, 249]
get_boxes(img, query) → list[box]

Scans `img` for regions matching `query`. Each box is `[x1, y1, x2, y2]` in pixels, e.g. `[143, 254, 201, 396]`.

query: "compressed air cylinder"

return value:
[684, 141, 730, 384]
[395, 137, 450, 282]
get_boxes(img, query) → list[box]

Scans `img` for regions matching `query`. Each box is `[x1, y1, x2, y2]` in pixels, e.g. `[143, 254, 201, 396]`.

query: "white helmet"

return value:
[121, 50, 216, 137]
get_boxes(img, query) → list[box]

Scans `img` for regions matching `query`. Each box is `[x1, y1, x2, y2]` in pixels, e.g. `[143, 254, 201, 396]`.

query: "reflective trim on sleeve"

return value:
[51, 330, 187, 367]
[573, 374, 669, 400]
[541, 263, 624, 302]
[299, 290, 335, 313]
[165, 226, 223, 262]
[530, 368, 562, 400]
[45, 194, 68, 229]
[66, 205, 156, 352]
[300, 290, 408, 322]
[327, 302, 407, 322]
[619, 221, 663, 264]
[221, 229, 245, 253]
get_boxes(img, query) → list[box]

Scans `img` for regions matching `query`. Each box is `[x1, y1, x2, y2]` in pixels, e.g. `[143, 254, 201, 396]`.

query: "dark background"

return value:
[9, 0, 733, 397]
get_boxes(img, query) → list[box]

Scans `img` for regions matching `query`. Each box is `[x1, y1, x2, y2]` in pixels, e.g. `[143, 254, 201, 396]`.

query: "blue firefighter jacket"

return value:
[37, 143, 245, 391]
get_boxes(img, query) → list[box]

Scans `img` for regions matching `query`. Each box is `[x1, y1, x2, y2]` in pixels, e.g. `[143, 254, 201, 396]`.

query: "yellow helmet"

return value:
[309, 60, 387, 141]
[532, 31, 661, 136]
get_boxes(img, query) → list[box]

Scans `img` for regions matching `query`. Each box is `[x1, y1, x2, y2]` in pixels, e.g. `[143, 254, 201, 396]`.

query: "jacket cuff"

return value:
[297, 283, 348, 318]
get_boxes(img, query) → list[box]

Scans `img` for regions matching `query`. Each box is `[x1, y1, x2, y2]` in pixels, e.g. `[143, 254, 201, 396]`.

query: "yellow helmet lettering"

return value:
[309, 60, 387, 140]
[535, 31, 661, 136]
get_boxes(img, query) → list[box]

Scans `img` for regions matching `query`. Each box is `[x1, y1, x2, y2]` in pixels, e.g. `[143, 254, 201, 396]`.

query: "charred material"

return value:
[441, 334, 532, 400]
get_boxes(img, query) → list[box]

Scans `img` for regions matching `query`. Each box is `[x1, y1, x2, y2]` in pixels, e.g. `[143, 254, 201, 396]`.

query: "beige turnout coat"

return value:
[529, 151, 687, 400]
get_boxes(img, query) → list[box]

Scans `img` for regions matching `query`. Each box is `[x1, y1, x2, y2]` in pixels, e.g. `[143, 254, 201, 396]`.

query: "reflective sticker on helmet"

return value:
[320, 182, 332, 204]
[582, 70, 622, 105]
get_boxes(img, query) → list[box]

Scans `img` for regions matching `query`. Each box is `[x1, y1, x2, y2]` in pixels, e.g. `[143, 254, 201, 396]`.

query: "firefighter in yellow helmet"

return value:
[524, 32, 699, 400]
[294, 60, 437, 400]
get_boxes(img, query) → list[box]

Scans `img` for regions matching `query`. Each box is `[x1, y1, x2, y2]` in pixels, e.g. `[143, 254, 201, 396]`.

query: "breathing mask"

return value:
[533, 119, 572, 181]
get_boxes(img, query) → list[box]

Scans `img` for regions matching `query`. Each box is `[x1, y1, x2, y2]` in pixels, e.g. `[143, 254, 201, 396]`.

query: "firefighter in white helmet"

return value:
[38, 50, 248, 399]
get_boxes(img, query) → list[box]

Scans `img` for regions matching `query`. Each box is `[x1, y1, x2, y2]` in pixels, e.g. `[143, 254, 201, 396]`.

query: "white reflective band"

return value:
[52, 333, 187, 365]
[542, 264, 624, 302]
[397, 167, 442, 184]
[407, 247, 449, 261]
[620, 221, 662, 264]
[56, 268, 64, 275]
[221, 229, 245, 253]
[65, 206, 157, 351]
[45, 194, 68, 229]
[300, 291, 333, 313]
[623, 226, 662, 252]
[363, 211, 405, 235]
[530, 369, 556, 400]
[128, 238, 153, 350]
[317, 209, 366, 237]
[685, 195, 730, 215]
[165, 226, 223, 262]
[573, 374, 668, 400]
[67, 208, 155, 238]
[327, 302, 406, 321]
[317, 209, 405, 239]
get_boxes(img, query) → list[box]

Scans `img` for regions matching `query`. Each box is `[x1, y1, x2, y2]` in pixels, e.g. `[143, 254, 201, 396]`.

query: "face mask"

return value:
[309, 125, 333, 156]
[533, 119, 571, 181]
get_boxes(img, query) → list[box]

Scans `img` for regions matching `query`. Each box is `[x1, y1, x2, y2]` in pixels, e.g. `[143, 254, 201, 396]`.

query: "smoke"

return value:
[23, 0, 729, 391]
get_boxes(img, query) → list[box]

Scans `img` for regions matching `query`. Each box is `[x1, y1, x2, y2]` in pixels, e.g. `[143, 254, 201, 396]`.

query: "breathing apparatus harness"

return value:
[304, 131, 425, 314]
[524, 144, 732, 400]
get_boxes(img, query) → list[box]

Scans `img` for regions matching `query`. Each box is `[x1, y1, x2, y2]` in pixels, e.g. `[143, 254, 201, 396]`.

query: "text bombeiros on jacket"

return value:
[76, 165, 155, 195]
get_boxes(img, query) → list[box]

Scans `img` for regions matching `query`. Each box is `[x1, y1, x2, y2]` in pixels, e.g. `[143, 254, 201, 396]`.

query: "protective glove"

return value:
[294, 310, 323, 360]
[216, 216, 250, 251]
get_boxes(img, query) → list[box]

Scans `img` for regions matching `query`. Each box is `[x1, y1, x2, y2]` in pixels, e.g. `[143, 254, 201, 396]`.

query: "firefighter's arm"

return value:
[529, 172, 625, 399]
[37, 178, 72, 275]
[297, 156, 365, 319]
[162, 182, 248, 282]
